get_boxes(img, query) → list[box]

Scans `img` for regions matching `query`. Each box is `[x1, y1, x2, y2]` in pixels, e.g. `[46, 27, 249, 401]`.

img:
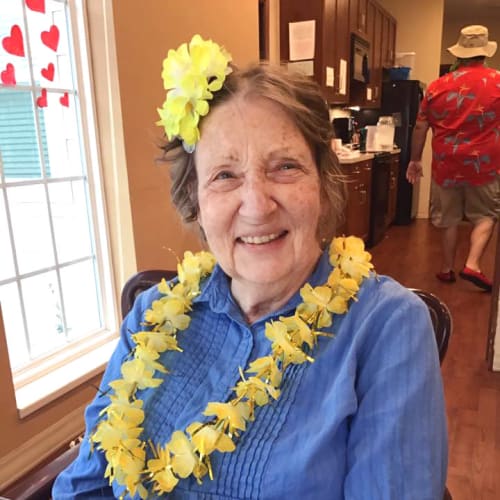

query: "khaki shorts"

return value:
[430, 178, 500, 228]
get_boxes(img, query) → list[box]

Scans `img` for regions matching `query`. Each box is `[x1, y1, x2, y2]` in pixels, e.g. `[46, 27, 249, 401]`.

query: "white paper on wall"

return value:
[339, 59, 347, 95]
[287, 60, 315, 76]
[326, 66, 334, 87]
[288, 20, 316, 61]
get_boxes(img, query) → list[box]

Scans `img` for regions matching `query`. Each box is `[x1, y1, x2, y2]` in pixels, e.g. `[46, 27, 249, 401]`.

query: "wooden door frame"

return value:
[259, 0, 270, 61]
[486, 222, 499, 369]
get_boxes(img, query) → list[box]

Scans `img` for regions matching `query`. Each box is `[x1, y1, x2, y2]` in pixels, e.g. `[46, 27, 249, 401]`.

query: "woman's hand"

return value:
[406, 161, 423, 184]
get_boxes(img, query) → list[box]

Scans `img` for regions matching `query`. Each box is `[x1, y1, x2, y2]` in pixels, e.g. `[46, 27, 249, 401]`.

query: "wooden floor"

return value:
[369, 219, 500, 500]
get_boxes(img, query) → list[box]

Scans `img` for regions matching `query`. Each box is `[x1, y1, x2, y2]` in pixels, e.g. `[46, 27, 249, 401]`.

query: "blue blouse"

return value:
[53, 250, 448, 499]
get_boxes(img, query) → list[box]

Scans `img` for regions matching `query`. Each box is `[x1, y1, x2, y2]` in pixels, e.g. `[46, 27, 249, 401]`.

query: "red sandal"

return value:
[459, 267, 492, 292]
[435, 270, 456, 283]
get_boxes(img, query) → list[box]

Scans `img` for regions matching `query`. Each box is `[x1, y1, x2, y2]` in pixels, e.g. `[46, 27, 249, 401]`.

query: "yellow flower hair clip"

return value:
[157, 34, 232, 153]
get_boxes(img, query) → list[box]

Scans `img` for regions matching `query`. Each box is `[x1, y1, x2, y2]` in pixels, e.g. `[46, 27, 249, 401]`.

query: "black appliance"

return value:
[368, 152, 391, 248]
[381, 80, 424, 225]
[351, 35, 370, 84]
[332, 117, 353, 144]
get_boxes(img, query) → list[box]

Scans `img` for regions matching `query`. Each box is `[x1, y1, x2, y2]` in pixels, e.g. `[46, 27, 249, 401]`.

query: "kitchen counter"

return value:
[336, 148, 401, 165]
[337, 152, 374, 164]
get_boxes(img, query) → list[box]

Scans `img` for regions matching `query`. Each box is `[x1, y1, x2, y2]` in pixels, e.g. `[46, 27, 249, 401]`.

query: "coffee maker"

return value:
[332, 117, 354, 144]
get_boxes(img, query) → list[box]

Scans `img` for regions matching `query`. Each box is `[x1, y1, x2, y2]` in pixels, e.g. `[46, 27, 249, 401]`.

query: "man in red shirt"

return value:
[407, 25, 499, 292]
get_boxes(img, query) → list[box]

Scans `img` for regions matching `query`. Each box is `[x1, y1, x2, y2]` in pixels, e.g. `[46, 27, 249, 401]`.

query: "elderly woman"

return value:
[53, 36, 447, 499]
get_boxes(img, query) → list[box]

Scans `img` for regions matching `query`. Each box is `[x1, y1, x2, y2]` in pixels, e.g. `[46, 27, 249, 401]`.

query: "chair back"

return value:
[410, 289, 453, 500]
[121, 269, 176, 318]
[410, 288, 452, 365]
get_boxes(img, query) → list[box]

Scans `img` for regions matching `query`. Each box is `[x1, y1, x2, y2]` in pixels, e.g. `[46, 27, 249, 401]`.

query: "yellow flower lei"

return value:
[156, 34, 232, 153]
[90, 236, 374, 498]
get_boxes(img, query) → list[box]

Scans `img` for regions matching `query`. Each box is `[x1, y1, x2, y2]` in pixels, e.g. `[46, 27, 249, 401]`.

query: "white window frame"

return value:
[0, 0, 126, 417]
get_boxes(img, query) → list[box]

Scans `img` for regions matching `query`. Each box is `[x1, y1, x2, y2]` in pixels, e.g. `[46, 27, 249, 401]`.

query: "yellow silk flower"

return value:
[329, 236, 374, 284]
[188, 422, 236, 456]
[177, 250, 216, 292]
[265, 321, 309, 366]
[145, 297, 191, 333]
[132, 330, 182, 355]
[235, 375, 280, 415]
[246, 356, 282, 388]
[280, 314, 316, 349]
[157, 34, 232, 151]
[204, 401, 250, 434]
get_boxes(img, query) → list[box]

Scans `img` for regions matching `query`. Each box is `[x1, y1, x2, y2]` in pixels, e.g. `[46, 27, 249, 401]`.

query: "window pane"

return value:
[8, 184, 55, 274]
[0, 282, 28, 370]
[38, 90, 83, 178]
[49, 179, 93, 263]
[27, 0, 73, 91]
[0, 2, 30, 86]
[0, 88, 49, 181]
[0, 191, 16, 281]
[21, 270, 65, 359]
[60, 260, 102, 340]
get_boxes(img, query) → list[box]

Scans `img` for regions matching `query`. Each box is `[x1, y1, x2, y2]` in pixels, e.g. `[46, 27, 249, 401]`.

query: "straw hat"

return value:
[447, 25, 497, 58]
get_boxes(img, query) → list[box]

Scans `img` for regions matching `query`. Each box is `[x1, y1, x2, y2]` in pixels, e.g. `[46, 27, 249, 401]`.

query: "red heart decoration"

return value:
[2, 25, 25, 57]
[1, 63, 16, 86]
[41, 25, 59, 52]
[41, 62, 54, 81]
[59, 92, 69, 107]
[37, 88, 48, 108]
[26, 0, 46, 13]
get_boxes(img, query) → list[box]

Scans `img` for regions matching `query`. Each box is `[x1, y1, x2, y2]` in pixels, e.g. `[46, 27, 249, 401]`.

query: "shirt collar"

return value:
[193, 247, 333, 324]
[456, 60, 486, 69]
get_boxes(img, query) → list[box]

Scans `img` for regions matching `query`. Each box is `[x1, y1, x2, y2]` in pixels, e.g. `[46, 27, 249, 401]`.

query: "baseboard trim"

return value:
[0, 404, 85, 491]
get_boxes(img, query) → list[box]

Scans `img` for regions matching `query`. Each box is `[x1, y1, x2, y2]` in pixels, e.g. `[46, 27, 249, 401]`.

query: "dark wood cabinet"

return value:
[279, 0, 397, 108]
[387, 16, 396, 68]
[382, 14, 396, 68]
[380, 13, 390, 74]
[279, 0, 350, 104]
[356, 0, 381, 108]
[386, 154, 399, 227]
[280, 0, 396, 108]
[340, 159, 372, 242]
[348, 0, 396, 108]
[364, 0, 376, 106]
[333, 0, 351, 102]
[349, 0, 368, 39]
[279, 0, 324, 92]
[380, 12, 396, 69]
[369, 3, 383, 107]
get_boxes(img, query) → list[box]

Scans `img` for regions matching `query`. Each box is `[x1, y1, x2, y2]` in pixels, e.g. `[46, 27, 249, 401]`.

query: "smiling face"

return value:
[195, 94, 323, 314]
